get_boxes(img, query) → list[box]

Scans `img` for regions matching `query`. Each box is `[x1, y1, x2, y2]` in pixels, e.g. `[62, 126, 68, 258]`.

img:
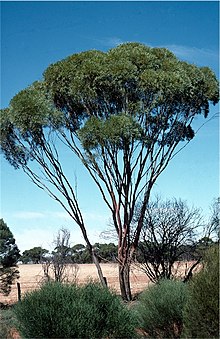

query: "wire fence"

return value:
[0, 263, 151, 305]
[0, 280, 41, 305]
[0, 261, 198, 305]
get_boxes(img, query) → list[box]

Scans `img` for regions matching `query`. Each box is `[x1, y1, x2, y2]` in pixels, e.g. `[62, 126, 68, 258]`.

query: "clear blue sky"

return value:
[1, 1, 219, 253]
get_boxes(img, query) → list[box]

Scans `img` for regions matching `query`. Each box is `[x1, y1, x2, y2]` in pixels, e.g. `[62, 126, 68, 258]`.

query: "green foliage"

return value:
[78, 114, 143, 151]
[44, 43, 219, 120]
[20, 246, 49, 264]
[0, 306, 20, 339]
[19, 242, 118, 265]
[72, 246, 92, 264]
[0, 219, 20, 296]
[135, 279, 188, 338]
[71, 243, 118, 263]
[1, 43, 219, 170]
[0, 82, 63, 169]
[15, 281, 137, 338]
[94, 242, 118, 262]
[71, 245, 93, 263]
[9, 81, 63, 134]
[183, 245, 219, 338]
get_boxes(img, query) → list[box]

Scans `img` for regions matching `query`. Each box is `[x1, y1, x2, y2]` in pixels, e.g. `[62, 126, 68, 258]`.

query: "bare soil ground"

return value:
[0, 261, 199, 305]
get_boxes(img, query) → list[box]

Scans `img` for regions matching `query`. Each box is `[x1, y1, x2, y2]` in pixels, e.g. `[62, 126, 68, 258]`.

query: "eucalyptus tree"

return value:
[0, 43, 219, 300]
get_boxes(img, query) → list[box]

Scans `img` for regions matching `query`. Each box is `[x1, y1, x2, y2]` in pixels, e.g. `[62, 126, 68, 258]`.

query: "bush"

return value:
[0, 306, 19, 339]
[183, 244, 219, 338]
[14, 281, 137, 338]
[135, 279, 188, 338]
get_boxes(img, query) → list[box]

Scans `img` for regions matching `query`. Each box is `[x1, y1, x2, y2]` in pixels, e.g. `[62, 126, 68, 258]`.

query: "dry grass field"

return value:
[0, 261, 199, 305]
[0, 263, 151, 305]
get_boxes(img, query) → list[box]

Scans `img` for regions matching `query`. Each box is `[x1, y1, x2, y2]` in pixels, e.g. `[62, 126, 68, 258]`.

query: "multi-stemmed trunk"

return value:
[118, 259, 132, 301]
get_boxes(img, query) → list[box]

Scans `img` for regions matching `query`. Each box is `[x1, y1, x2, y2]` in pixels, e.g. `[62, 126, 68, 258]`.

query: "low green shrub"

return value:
[183, 245, 219, 338]
[14, 281, 138, 338]
[0, 306, 19, 339]
[0, 309, 11, 339]
[135, 279, 188, 338]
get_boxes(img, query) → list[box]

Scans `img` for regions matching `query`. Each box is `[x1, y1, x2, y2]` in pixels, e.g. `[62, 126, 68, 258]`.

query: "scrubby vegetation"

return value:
[1, 233, 218, 339]
[135, 279, 188, 338]
[0, 305, 19, 339]
[183, 244, 219, 338]
[2, 248, 219, 339]
[14, 281, 138, 338]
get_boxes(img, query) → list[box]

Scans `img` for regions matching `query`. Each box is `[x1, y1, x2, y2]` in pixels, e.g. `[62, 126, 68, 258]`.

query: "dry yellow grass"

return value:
[1, 261, 199, 304]
[0, 263, 150, 304]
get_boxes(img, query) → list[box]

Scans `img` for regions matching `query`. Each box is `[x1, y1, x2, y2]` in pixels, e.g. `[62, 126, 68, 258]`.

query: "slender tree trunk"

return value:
[79, 222, 107, 287]
[124, 264, 132, 300]
[92, 249, 107, 287]
[117, 223, 133, 300]
[118, 255, 132, 301]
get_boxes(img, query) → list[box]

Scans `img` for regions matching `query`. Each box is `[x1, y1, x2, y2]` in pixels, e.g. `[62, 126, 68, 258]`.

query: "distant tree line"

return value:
[19, 238, 217, 265]
[19, 242, 118, 265]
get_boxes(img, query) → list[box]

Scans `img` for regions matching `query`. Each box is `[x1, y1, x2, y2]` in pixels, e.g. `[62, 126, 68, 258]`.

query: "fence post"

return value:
[17, 282, 21, 301]
[103, 276, 107, 287]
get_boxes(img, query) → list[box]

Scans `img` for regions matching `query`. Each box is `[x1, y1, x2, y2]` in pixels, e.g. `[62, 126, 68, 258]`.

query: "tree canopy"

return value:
[1, 42, 219, 300]
[20, 246, 49, 264]
[1, 43, 218, 169]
